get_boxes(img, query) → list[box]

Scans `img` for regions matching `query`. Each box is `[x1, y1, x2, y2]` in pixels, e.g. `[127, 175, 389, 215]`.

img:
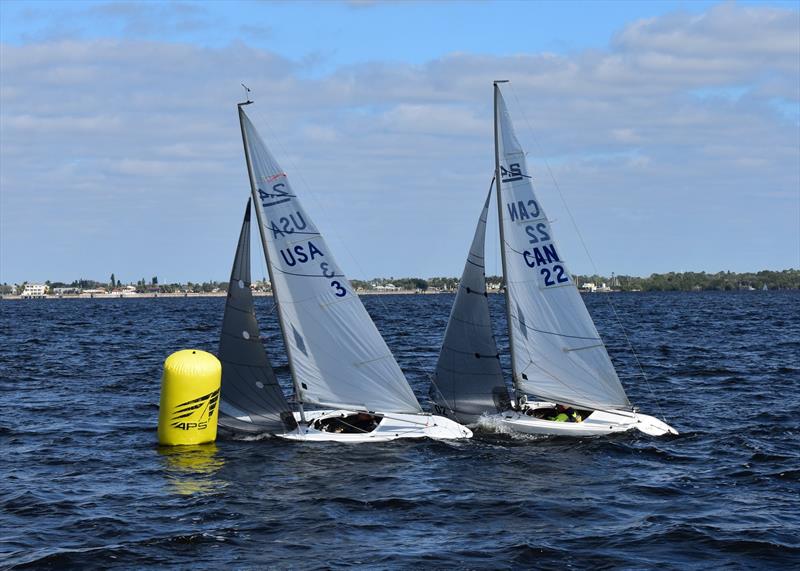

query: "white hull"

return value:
[478, 402, 678, 437]
[278, 410, 473, 442]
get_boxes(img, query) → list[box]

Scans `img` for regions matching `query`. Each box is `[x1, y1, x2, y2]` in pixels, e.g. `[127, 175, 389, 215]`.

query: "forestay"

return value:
[432, 188, 509, 419]
[239, 109, 422, 414]
[218, 199, 298, 433]
[495, 89, 631, 411]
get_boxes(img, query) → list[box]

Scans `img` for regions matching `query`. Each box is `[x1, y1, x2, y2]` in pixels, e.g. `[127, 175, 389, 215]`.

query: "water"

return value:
[1, 292, 798, 569]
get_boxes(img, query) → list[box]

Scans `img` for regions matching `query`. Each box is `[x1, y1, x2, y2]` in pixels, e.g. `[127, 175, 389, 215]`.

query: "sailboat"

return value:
[430, 82, 676, 437]
[217, 98, 472, 442]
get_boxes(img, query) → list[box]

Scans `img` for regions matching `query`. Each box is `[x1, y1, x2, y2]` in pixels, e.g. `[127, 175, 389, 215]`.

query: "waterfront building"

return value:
[20, 284, 48, 298]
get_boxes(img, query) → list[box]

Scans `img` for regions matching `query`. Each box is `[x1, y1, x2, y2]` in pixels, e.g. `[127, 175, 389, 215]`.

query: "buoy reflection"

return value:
[158, 443, 226, 495]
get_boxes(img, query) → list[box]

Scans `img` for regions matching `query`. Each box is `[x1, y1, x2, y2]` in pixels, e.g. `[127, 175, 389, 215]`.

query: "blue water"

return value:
[1, 292, 798, 569]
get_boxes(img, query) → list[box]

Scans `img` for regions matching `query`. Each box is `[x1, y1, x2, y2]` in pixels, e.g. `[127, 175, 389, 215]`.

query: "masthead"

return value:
[238, 83, 253, 106]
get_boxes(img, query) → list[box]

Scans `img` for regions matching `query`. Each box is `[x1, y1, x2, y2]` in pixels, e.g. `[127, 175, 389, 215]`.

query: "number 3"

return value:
[330, 280, 346, 297]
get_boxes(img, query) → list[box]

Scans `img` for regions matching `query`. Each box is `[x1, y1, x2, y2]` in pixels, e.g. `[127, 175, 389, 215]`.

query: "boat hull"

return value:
[479, 403, 678, 437]
[278, 410, 473, 442]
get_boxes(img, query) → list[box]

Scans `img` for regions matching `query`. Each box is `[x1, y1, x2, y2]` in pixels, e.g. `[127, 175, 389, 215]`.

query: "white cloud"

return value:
[301, 125, 339, 143]
[610, 128, 643, 144]
[614, 4, 799, 61]
[4, 113, 122, 133]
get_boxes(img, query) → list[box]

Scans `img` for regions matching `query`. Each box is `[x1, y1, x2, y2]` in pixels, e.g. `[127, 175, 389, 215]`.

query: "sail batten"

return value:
[494, 87, 631, 411]
[239, 109, 422, 414]
[511, 317, 603, 340]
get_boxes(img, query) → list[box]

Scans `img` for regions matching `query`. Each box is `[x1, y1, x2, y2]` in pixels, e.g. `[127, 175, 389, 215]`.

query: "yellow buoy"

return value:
[157, 349, 221, 446]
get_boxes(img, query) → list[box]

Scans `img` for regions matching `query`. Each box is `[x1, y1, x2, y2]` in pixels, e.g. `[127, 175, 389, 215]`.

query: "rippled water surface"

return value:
[1, 292, 798, 569]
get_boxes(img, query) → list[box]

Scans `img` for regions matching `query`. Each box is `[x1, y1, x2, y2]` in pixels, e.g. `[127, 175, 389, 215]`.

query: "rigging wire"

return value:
[507, 83, 668, 422]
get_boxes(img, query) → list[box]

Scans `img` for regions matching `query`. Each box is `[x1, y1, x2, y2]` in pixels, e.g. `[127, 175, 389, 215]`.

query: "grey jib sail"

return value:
[218, 199, 298, 433]
[431, 186, 510, 421]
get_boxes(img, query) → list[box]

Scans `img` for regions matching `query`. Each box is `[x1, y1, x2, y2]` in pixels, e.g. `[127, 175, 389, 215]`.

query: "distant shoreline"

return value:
[7, 269, 796, 299]
[0, 290, 438, 301]
[2, 289, 793, 301]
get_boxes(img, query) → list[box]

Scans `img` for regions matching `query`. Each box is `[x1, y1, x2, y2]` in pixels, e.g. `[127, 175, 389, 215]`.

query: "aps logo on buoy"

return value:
[170, 388, 220, 431]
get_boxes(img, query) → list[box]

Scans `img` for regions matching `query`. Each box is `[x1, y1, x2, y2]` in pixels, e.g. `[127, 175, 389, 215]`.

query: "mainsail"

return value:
[494, 86, 631, 411]
[238, 107, 422, 414]
[218, 199, 299, 433]
[431, 187, 509, 419]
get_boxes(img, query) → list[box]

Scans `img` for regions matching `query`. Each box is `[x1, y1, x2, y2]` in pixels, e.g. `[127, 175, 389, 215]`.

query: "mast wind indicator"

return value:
[239, 83, 253, 106]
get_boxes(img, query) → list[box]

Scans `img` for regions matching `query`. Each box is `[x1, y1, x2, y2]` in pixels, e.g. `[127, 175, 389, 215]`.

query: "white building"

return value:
[82, 288, 108, 297]
[53, 287, 81, 295]
[21, 283, 48, 298]
[111, 285, 139, 297]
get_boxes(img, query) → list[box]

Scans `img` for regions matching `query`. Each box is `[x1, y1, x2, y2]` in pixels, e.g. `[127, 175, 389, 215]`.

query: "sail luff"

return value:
[493, 81, 521, 404]
[237, 103, 307, 424]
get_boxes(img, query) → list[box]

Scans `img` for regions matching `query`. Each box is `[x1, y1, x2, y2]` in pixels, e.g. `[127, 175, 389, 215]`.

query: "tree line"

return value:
[3, 269, 798, 296]
[354, 270, 800, 292]
[576, 269, 799, 292]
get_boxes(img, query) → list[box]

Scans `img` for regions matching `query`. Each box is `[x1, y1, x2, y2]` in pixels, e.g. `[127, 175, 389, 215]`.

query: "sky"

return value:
[1, 0, 798, 284]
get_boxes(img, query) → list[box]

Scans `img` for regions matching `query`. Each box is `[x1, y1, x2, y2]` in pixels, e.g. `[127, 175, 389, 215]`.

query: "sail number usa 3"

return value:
[277, 240, 347, 297]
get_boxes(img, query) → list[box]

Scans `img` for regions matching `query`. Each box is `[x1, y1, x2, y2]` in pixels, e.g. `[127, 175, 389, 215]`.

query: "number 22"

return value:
[541, 265, 569, 286]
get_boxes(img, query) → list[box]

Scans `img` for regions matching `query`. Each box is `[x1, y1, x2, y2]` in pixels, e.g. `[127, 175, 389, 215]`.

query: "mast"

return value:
[493, 80, 522, 407]
[237, 101, 307, 425]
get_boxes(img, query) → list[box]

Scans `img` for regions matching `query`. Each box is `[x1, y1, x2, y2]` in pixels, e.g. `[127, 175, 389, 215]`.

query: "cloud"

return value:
[4, 113, 123, 133]
[613, 4, 799, 61]
[1, 3, 798, 284]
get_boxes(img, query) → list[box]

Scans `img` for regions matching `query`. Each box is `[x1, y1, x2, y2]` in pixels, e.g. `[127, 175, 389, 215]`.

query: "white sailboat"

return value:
[218, 98, 472, 442]
[431, 82, 676, 437]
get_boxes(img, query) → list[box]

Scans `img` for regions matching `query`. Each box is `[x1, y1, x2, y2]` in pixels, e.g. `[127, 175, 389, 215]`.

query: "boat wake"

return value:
[474, 413, 511, 434]
[472, 414, 547, 441]
[222, 430, 277, 442]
